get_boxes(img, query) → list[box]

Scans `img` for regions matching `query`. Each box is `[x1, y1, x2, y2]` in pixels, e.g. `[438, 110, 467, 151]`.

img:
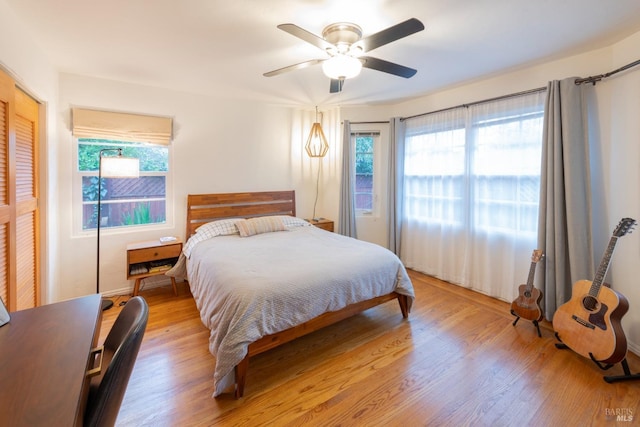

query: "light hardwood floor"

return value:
[100, 270, 640, 426]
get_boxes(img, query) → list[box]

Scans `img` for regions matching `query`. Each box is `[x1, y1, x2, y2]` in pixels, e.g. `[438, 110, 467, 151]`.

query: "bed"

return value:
[174, 190, 415, 398]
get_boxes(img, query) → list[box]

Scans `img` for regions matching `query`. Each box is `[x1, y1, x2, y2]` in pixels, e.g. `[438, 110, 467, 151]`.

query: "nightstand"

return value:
[307, 218, 334, 232]
[126, 238, 182, 296]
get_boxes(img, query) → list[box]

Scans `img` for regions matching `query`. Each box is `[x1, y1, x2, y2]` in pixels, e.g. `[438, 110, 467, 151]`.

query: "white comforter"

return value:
[185, 225, 415, 396]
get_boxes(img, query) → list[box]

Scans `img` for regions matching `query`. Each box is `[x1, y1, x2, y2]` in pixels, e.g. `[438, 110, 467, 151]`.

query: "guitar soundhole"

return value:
[582, 295, 599, 312]
[524, 291, 531, 298]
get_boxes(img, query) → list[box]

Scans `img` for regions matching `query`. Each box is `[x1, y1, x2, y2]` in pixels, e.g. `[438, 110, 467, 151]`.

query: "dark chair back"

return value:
[84, 296, 149, 427]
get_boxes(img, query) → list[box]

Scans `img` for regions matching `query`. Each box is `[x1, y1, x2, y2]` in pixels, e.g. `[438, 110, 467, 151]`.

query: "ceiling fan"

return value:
[263, 18, 425, 93]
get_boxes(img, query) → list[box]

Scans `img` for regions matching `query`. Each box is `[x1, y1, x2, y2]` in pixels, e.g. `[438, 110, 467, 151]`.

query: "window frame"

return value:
[403, 100, 544, 237]
[469, 110, 544, 235]
[352, 130, 381, 216]
[73, 138, 174, 236]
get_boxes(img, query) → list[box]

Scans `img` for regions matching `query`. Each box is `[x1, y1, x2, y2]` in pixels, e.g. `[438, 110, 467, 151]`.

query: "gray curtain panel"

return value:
[338, 119, 357, 237]
[537, 77, 594, 320]
[387, 117, 404, 254]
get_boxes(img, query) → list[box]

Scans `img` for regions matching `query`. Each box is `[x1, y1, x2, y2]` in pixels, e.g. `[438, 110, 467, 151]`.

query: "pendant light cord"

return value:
[312, 160, 321, 221]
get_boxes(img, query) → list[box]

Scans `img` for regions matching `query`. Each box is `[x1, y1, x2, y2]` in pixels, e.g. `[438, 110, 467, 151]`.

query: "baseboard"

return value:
[628, 343, 639, 358]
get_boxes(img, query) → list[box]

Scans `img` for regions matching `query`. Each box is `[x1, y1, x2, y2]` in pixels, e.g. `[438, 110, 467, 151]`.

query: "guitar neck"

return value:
[524, 261, 537, 291]
[591, 235, 618, 296]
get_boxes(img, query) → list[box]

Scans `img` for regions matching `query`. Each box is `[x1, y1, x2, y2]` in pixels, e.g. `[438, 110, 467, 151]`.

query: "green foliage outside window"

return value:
[355, 136, 373, 175]
[354, 134, 375, 211]
[78, 139, 168, 172]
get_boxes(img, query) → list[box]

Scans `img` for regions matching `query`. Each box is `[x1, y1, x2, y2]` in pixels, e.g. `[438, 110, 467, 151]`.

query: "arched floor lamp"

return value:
[97, 148, 139, 310]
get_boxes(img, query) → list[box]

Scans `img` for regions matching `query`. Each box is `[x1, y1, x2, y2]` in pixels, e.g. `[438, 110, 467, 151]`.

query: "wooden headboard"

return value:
[186, 190, 296, 237]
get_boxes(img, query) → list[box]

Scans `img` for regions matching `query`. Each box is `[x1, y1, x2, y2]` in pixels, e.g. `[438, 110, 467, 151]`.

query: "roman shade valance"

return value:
[72, 108, 173, 145]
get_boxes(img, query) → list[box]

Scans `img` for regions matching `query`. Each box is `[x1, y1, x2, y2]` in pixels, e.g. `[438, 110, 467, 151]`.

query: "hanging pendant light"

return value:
[305, 106, 329, 158]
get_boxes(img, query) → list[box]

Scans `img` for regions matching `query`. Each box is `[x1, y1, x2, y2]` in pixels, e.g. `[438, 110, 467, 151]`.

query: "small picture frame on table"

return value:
[0, 297, 10, 327]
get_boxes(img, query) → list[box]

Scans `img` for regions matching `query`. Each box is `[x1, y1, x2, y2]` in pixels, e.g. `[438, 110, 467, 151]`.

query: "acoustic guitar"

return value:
[553, 217, 635, 364]
[511, 249, 544, 323]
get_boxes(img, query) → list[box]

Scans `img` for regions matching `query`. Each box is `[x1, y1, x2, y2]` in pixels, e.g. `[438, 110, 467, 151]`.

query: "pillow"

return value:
[183, 218, 241, 258]
[251, 215, 311, 228]
[279, 215, 312, 228]
[195, 218, 240, 239]
[236, 216, 286, 237]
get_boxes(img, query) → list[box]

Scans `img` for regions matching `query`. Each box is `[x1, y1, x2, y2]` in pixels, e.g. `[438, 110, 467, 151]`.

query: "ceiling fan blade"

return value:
[263, 59, 325, 77]
[361, 56, 417, 78]
[357, 18, 424, 53]
[329, 78, 344, 93]
[277, 23, 336, 52]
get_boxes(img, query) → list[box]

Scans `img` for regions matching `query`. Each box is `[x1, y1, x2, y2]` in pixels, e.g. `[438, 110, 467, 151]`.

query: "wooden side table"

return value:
[307, 218, 334, 232]
[126, 238, 182, 296]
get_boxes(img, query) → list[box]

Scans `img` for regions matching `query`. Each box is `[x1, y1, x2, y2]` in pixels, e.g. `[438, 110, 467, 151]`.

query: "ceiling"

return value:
[6, 0, 640, 107]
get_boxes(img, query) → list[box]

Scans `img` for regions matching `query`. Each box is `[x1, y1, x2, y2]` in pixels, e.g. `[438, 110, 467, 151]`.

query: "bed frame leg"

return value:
[234, 356, 249, 399]
[397, 294, 410, 318]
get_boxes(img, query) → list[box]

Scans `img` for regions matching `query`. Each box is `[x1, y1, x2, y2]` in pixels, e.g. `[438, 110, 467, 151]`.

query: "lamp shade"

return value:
[101, 156, 139, 178]
[322, 55, 362, 80]
[305, 122, 330, 158]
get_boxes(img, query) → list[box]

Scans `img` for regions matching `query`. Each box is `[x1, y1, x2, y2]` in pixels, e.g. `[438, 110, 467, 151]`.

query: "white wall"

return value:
[300, 107, 342, 231]
[0, 0, 58, 304]
[341, 31, 640, 353]
[606, 31, 640, 354]
[56, 74, 318, 300]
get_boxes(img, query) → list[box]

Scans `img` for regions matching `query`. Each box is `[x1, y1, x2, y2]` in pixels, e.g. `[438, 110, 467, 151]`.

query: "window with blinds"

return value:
[72, 108, 173, 232]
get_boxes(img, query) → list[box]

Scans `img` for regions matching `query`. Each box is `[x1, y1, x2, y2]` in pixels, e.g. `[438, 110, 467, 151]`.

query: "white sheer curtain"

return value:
[400, 91, 546, 301]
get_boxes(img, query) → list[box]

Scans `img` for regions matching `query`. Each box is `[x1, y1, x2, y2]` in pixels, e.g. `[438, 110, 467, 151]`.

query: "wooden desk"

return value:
[0, 294, 102, 427]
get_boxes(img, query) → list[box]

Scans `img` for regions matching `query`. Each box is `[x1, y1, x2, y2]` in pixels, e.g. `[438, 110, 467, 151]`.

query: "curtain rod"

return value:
[344, 120, 389, 125]
[400, 86, 547, 122]
[575, 58, 640, 85]
[347, 58, 639, 124]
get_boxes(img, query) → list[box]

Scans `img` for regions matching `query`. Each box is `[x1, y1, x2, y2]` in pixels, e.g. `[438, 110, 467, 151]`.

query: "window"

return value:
[403, 98, 544, 235]
[400, 90, 546, 302]
[353, 132, 379, 213]
[404, 124, 466, 225]
[78, 138, 168, 230]
[471, 111, 544, 233]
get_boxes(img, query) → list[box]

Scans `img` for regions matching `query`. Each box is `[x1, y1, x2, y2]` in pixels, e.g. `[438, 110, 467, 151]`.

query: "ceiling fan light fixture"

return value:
[265, 18, 424, 93]
[322, 54, 362, 80]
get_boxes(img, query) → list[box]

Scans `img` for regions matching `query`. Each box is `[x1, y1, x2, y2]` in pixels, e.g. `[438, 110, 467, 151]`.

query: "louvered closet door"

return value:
[0, 69, 40, 311]
[14, 89, 39, 310]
